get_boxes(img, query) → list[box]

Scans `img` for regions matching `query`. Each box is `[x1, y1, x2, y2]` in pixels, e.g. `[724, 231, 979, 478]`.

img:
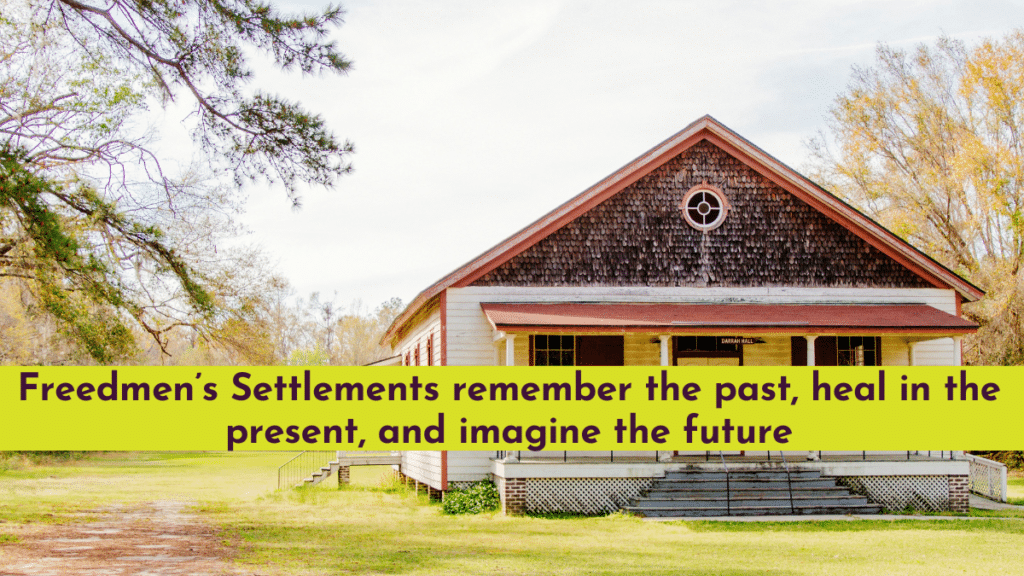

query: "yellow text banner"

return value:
[1, 366, 1020, 451]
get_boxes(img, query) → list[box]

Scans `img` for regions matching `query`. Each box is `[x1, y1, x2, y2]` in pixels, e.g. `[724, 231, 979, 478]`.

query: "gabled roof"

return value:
[384, 115, 984, 344]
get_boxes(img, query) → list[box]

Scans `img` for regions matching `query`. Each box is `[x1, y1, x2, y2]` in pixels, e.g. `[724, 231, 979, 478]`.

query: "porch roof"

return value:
[480, 302, 978, 335]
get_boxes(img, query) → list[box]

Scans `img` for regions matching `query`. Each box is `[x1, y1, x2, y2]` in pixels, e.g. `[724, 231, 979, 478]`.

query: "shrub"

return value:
[971, 451, 1024, 470]
[0, 452, 31, 472]
[441, 481, 500, 515]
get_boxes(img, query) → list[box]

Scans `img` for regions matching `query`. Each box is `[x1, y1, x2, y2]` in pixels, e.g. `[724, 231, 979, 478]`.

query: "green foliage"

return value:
[809, 31, 1024, 365]
[0, 451, 89, 472]
[48, 0, 354, 197]
[0, 147, 211, 362]
[0, 533, 19, 544]
[287, 345, 330, 366]
[971, 451, 1024, 469]
[1, 0, 353, 361]
[441, 481, 500, 515]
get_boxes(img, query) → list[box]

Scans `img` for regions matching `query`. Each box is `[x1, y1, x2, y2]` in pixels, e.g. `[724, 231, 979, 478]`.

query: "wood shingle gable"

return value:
[471, 140, 931, 289]
[383, 116, 983, 345]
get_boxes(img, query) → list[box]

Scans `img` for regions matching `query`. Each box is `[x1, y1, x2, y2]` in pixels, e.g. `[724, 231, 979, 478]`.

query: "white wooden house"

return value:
[381, 116, 985, 516]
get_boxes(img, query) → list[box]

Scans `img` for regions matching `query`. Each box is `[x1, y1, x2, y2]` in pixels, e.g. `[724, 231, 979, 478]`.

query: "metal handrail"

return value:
[717, 451, 731, 516]
[278, 451, 305, 489]
[492, 451, 660, 462]
[277, 450, 337, 489]
[778, 451, 796, 514]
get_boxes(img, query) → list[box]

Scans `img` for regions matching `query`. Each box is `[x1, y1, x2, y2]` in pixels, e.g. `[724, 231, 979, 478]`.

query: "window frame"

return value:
[529, 334, 576, 366]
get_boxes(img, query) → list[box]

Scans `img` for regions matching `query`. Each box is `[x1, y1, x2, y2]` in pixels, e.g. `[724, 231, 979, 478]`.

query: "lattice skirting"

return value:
[969, 463, 1005, 501]
[524, 478, 654, 515]
[447, 481, 480, 491]
[835, 475, 951, 511]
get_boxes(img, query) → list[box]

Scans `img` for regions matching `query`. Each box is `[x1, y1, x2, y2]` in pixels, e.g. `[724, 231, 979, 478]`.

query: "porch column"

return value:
[659, 335, 671, 367]
[804, 335, 817, 366]
[505, 334, 516, 366]
[952, 336, 963, 367]
[908, 341, 918, 366]
[804, 335, 819, 461]
[492, 331, 505, 366]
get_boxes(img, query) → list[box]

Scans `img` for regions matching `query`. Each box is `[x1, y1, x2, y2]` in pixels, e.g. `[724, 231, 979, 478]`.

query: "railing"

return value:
[965, 453, 1008, 502]
[777, 451, 796, 514]
[809, 450, 962, 461]
[494, 450, 962, 462]
[494, 451, 661, 462]
[718, 451, 731, 516]
[277, 450, 337, 489]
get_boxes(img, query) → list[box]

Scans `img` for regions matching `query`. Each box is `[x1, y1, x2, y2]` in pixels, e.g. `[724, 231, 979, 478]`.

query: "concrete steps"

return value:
[303, 462, 339, 486]
[624, 467, 882, 518]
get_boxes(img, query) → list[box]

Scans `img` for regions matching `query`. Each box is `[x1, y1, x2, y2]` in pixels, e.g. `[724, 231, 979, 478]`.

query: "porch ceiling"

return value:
[480, 302, 978, 335]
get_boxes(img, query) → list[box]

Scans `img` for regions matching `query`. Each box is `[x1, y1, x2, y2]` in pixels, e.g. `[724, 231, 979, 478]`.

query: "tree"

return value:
[808, 31, 1024, 365]
[0, 0, 352, 361]
[333, 297, 403, 366]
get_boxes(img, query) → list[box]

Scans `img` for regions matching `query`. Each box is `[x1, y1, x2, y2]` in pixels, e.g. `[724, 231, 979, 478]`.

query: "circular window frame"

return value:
[680, 184, 730, 232]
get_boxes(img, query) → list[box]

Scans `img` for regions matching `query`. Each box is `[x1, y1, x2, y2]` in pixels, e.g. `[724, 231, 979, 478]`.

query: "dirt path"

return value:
[0, 500, 251, 576]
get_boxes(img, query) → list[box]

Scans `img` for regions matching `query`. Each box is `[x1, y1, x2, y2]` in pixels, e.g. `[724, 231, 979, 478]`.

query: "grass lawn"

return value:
[2, 452, 1024, 575]
[1008, 471, 1024, 505]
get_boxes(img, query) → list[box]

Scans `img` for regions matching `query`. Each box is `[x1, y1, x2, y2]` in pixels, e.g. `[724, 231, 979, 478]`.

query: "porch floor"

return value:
[496, 452, 959, 465]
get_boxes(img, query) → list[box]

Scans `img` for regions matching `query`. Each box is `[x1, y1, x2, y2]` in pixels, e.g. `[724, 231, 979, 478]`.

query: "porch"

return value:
[489, 450, 974, 516]
[482, 302, 974, 367]
[493, 450, 965, 464]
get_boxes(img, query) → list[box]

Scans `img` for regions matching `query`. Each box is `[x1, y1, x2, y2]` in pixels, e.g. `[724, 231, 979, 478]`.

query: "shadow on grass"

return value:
[681, 518, 1024, 533]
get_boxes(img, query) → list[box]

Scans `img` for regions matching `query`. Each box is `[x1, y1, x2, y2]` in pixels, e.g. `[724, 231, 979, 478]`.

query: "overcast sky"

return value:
[217, 0, 1024, 310]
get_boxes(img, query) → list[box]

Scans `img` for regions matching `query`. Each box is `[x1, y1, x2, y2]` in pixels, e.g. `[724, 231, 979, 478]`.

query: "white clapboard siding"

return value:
[401, 451, 442, 489]
[397, 451, 493, 487]
[392, 309, 443, 490]
[393, 309, 441, 366]
[912, 338, 956, 365]
[447, 451, 495, 483]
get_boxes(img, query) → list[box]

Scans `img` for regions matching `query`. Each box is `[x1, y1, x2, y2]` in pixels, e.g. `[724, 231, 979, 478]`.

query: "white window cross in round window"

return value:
[681, 184, 730, 232]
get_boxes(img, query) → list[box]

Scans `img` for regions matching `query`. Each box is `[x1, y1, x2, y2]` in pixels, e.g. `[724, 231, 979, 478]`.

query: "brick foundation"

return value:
[338, 465, 350, 485]
[949, 474, 969, 513]
[499, 477, 527, 515]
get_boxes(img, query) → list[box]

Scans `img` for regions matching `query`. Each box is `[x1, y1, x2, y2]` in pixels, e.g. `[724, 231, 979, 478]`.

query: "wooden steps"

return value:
[623, 467, 882, 517]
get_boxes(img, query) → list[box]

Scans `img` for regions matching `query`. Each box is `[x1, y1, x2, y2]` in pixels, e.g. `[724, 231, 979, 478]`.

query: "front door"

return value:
[673, 336, 742, 457]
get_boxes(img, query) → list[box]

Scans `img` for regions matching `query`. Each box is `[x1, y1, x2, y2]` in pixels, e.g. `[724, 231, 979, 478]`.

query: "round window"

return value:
[681, 185, 730, 231]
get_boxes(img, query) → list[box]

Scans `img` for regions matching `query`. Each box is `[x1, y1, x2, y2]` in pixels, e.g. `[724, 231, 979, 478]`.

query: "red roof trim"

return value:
[451, 131, 707, 288]
[383, 116, 983, 345]
[487, 326, 973, 336]
[479, 302, 978, 335]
